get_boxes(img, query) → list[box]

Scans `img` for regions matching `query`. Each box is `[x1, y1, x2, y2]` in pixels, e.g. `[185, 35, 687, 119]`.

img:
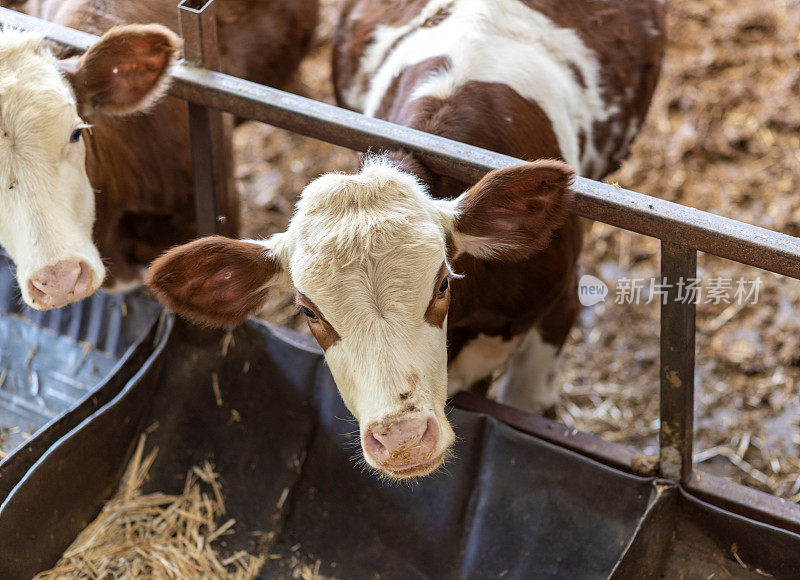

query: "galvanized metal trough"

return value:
[0, 3, 798, 579]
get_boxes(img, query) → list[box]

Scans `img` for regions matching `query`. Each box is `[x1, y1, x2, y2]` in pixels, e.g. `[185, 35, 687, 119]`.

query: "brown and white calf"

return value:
[0, 0, 318, 309]
[332, 1, 664, 426]
[148, 0, 664, 479]
[148, 158, 572, 479]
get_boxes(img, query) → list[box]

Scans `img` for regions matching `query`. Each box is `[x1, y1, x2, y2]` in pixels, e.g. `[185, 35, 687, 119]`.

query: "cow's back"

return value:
[333, 0, 665, 179]
[36, 0, 318, 88]
[332, 0, 664, 363]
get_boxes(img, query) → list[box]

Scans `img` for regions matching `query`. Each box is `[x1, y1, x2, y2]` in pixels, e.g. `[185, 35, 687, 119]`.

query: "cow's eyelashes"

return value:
[301, 306, 318, 320]
[70, 123, 92, 144]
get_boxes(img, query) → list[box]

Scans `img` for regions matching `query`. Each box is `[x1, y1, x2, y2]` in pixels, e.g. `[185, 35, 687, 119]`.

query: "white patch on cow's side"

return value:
[0, 29, 104, 308]
[488, 328, 561, 413]
[447, 332, 524, 396]
[352, 0, 616, 173]
[104, 270, 147, 294]
[341, 0, 456, 111]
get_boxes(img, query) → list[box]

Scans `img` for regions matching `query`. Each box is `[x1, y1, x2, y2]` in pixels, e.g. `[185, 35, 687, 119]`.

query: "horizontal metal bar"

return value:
[4, 7, 800, 278]
[452, 391, 644, 475]
[167, 72, 800, 281]
[686, 470, 800, 535]
[0, 8, 97, 50]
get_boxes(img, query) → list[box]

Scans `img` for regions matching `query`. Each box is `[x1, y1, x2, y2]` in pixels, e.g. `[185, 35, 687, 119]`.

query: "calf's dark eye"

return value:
[69, 128, 82, 143]
[301, 306, 318, 320]
[438, 278, 449, 294]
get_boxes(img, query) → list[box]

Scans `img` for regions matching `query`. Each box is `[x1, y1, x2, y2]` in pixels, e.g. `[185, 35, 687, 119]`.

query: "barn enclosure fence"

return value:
[1, 0, 798, 534]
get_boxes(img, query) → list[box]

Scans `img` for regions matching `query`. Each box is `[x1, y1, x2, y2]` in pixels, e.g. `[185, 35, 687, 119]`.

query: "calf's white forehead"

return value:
[0, 30, 80, 196]
[289, 160, 453, 249]
[284, 160, 456, 321]
[0, 30, 77, 144]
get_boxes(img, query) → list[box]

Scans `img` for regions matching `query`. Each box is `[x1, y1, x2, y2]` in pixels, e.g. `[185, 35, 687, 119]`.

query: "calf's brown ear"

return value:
[450, 160, 574, 261]
[146, 236, 282, 328]
[72, 23, 181, 116]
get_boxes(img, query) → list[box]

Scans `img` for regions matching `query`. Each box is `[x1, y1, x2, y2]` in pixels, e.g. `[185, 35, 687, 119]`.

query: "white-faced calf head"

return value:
[0, 25, 179, 309]
[147, 158, 574, 478]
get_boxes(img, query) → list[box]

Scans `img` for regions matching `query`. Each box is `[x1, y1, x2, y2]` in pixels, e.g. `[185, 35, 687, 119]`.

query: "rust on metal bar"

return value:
[3, 7, 800, 278]
[659, 242, 697, 482]
[178, 0, 233, 237]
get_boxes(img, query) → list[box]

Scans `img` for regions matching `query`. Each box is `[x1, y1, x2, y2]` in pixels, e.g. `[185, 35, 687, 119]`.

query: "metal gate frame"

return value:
[2, 0, 798, 534]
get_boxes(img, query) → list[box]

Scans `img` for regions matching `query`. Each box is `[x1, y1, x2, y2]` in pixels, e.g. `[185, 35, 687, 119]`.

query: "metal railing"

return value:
[2, 0, 798, 530]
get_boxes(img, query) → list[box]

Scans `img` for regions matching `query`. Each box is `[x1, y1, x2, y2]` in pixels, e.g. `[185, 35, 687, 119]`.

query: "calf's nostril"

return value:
[421, 418, 438, 447]
[73, 262, 93, 293]
[364, 430, 389, 462]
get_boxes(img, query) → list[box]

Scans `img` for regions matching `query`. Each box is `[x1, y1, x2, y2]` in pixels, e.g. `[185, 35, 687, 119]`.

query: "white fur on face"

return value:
[271, 159, 459, 464]
[344, 0, 614, 174]
[0, 29, 104, 306]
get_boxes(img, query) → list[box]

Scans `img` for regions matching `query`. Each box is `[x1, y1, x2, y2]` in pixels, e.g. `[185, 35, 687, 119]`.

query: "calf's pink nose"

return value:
[28, 260, 94, 309]
[364, 414, 439, 470]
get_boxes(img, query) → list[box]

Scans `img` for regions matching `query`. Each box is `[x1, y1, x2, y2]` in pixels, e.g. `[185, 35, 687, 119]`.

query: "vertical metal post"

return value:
[179, 0, 232, 237]
[659, 242, 697, 482]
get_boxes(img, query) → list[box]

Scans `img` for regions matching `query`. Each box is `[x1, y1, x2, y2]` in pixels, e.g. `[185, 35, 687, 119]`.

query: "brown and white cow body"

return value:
[0, 0, 318, 308]
[147, 0, 664, 479]
[332, 0, 665, 409]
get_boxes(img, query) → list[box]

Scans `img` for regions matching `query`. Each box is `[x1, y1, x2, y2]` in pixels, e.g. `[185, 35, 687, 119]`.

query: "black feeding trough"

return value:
[0, 256, 798, 579]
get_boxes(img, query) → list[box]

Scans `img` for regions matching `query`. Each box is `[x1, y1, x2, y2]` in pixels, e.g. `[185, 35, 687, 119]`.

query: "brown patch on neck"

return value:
[446, 216, 583, 363]
[373, 61, 562, 199]
[424, 263, 450, 328]
[85, 97, 200, 286]
[297, 292, 341, 351]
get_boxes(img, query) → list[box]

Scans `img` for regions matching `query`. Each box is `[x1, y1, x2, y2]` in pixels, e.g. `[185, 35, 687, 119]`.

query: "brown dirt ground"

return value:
[236, 0, 800, 501]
